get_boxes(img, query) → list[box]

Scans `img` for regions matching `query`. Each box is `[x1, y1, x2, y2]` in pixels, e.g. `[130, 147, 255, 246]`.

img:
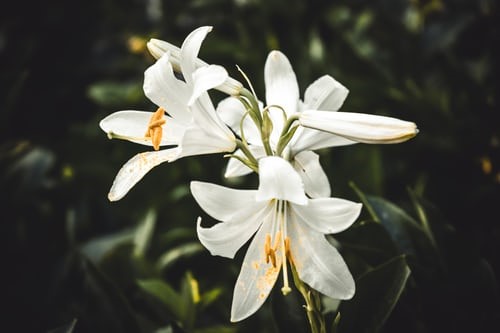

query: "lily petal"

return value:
[180, 26, 212, 82]
[299, 110, 418, 144]
[190, 181, 258, 221]
[256, 156, 308, 205]
[231, 213, 282, 322]
[143, 54, 191, 123]
[177, 102, 236, 158]
[304, 75, 349, 111]
[99, 110, 185, 146]
[196, 202, 272, 258]
[291, 198, 362, 234]
[292, 151, 331, 198]
[265, 51, 299, 116]
[108, 148, 180, 201]
[288, 213, 355, 299]
[189, 65, 228, 105]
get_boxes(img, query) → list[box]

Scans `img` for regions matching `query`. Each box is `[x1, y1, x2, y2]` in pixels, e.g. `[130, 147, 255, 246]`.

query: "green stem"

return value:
[235, 138, 259, 169]
[290, 263, 326, 333]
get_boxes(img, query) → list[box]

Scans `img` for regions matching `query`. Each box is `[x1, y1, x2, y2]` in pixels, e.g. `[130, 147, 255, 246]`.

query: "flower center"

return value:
[145, 107, 166, 150]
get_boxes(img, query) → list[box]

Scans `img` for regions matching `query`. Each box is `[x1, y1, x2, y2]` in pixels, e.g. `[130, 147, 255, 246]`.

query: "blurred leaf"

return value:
[133, 208, 157, 258]
[80, 229, 134, 264]
[157, 242, 204, 270]
[137, 279, 184, 322]
[338, 255, 411, 333]
[194, 325, 237, 333]
[335, 220, 400, 266]
[199, 287, 223, 310]
[47, 319, 77, 333]
[87, 81, 143, 107]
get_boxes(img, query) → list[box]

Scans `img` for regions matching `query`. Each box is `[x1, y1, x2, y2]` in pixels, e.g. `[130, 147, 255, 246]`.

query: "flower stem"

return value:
[289, 263, 326, 333]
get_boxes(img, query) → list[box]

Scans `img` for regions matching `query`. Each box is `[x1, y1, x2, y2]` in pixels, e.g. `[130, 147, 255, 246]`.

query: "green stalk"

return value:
[290, 263, 326, 333]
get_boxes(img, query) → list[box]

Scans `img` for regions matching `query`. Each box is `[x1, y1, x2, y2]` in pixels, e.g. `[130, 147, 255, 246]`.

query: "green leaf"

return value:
[137, 279, 184, 321]
[335, 220, 400, 266]
[156, 242, 204, 270]
[133, 208, 156, 258]
[338, 255, 411, 333]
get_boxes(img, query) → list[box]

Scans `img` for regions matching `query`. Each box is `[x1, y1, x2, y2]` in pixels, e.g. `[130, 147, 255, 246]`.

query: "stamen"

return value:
[279, 201, 292, 296]
[144, 107, 166, 151]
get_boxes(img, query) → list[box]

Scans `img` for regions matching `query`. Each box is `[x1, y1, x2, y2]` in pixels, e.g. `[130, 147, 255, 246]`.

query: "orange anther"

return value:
[145, 107, 166, 150]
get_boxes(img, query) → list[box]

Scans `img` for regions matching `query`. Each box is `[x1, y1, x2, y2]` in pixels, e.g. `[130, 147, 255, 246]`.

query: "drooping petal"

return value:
[224, 146, 266, 178]
[288, 212, 355, 300]
[196, 201, 272, 258]
[143, 54, 191, 123]
[108, 148, 180, 201]
[180, 26, 212, 83]
[190, 181, 258, 221]
[304, 75, 349, 111]
[292, 151, 331, 198]
[291, 198, 362, 234]
[217, 97, 261, 144]
[256, 156, 308, 205]
[189, 65, 228, 105]
[299, 110, 419, 144]
[231, 212, 282, 322]
[265, 51, 299, 116]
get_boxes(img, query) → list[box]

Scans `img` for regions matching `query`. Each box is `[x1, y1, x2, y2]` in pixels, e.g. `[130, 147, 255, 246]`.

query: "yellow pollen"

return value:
[145, 107, 166, 151]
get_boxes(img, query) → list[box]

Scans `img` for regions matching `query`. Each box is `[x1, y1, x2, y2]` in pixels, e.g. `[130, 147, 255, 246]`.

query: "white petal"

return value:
[177, 105, 236, 159]
[304, 75, 349, 111]
[299, 110, 418, 144]
[217, 97, 261, 144]
[143, 54, 191, 123]
[108, 148, 180, 201]
[256, 156, 308, 205]
[265, 50, 299, 116]
[189, 65, 228, 105]
[293, 151, 331, 198]
[288, 213, 355, 299]
[224, 146, 266, 178]
[196, 202, 271, 258]
[99, 110, 186, 146]
[180, 26, 212, 82]
[291, 127, 356, 153]
[291, 198, 362, 234]
[231, 212, 282, 322]
[190, 181, 258, 221]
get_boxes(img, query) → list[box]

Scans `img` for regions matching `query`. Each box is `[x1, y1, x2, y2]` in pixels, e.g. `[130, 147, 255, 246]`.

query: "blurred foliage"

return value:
[1, 0, 499, 332]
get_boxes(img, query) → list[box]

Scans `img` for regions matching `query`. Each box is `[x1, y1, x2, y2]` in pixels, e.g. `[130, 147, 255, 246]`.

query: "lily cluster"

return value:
[100, 26, 418, 322]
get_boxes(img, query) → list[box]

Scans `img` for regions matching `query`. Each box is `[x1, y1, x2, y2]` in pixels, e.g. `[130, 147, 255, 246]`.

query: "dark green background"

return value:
[1, 0, 499, 332]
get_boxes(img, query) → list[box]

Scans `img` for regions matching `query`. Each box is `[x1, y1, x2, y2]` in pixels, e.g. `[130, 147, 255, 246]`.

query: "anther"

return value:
[144, 107, 166, 151]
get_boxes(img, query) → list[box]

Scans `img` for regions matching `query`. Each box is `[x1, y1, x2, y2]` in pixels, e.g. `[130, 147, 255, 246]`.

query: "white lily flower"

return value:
[191, 156, 361, 322]
[219, 50, 355, 198]
[100, 27, 236, 201]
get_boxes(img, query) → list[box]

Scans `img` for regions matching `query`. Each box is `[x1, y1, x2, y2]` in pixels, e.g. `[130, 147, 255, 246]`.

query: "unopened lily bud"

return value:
[299, 110, 418, 144]
[147, 38, 243, 96]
